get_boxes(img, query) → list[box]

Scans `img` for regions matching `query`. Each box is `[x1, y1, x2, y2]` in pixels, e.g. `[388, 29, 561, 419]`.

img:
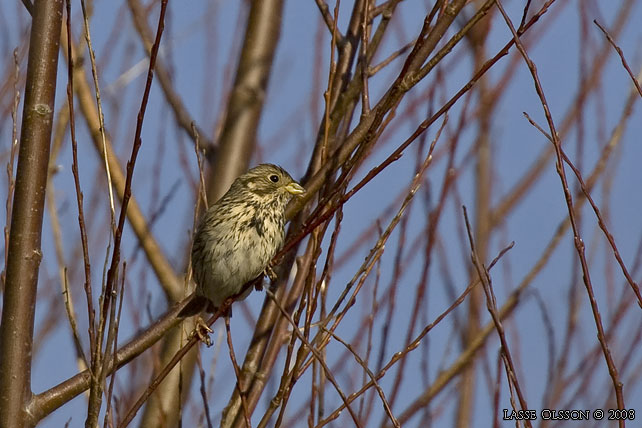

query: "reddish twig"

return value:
[102, 0, 168, 327]
[387, 113, 457, 409]
[523, 112, 642, 309]
[264, 289, 363, 428]
[359, 0, 371, 116]
[65, 0, 95, 355]
[593, 20, 642, 98]
[86, 1, 169, 424]
[495, 0, 626, 419]
[322, 328, 399, 427]
[318, 242, 514, 426]
[118, 305, 225, 428]
[225, 316, 252, 428]
[462, 205, 531, 428]
[196, 352, 215, 428]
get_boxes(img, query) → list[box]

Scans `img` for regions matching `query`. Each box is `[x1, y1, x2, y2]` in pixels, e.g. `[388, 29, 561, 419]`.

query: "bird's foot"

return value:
[191, 317, 213, 347]
[264, 264, 277, 282]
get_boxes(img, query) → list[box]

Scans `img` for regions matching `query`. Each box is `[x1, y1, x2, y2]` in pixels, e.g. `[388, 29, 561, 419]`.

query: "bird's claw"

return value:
[191, 317, 213, 347]
[264, 264, 277, 282]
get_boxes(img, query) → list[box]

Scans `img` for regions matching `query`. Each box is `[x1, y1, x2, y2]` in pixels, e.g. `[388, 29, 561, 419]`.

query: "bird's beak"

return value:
[285, 182, 305, 195]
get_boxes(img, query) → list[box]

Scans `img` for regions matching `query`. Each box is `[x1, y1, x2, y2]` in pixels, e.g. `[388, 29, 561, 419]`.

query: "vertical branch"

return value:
[225, 317, 252, 428]
[206, 0, 285, 200]
[0, 0, 64, 426]
[359, 0, 371, 116]
[458, 6, 494, 425]
[79, 0, 117, 231]
[65, 0, 95, 357]
[321, 0, 341, 164]
[3, 49, 21, 285]
[103, 263, 127, 428]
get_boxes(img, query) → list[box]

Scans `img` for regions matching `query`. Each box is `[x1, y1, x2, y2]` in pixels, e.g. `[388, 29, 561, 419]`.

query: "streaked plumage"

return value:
[185, 164, 304, 315]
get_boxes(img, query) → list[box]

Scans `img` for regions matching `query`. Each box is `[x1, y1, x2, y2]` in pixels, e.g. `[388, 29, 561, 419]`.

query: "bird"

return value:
[179, 164, 305, 321]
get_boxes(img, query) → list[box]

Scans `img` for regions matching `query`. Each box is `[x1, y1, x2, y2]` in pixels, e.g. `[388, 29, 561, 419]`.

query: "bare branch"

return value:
[0, 1, 63, 425]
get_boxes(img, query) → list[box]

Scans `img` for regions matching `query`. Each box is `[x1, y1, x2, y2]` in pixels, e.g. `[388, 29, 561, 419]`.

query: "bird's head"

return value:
[233, 164, 305, 207]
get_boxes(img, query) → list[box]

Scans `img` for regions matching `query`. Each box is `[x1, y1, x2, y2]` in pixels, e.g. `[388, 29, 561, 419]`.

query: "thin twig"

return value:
[117, 306, 224, 428]
[196, 352, 214, 428]
[318, 242, 514, 426]
[367, 40, 414, 76]
[294, 119, 449, 426]
[89, 1, 170, 424]
[101, 0, 168, 344]
[314, 0, 344, 44]
[321, 328, 399, 427]
[3, 49, 20, 286]
[79, 0, 116, 232]
[117, 277, 260, 427]
[66, 0, 95, 356]
[226, 316, 252, 428]
[128, 0, 215, 152]
[387, 112, 458, 410]
[321, 0, 341, 165]
[62, 269, 89, 368]
[254, 241, 319, 428]
[495, 0, 625, 418]
[523, 112, 642, 308]
[359, 0, 371, 116]
[192, 122, 209, 210]
[104, 264, 127, 428]
[462, 206, 531, 428]
[593, 20, 642, 98]
[265, 289, 363, 428]
[60, 27, 183, 301]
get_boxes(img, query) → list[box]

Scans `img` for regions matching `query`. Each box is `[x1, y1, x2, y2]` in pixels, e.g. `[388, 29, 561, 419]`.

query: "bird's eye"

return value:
[269, 174, 279, 183]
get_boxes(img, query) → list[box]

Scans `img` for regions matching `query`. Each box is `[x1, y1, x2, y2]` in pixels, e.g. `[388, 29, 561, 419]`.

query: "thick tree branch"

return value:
[0, 0, 63, 426]
[26, 298, 190, 422]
